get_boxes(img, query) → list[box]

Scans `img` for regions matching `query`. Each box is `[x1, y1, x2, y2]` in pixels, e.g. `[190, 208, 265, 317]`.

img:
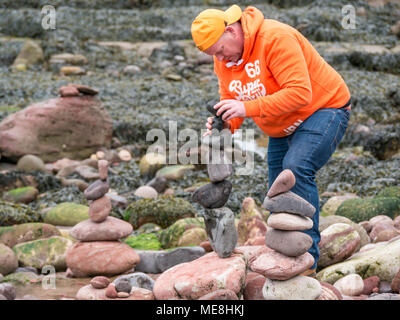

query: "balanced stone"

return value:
[265, 228, 313, 257]
[88, 196, 111, 223]
[192, 180, 232, 209]
[203, 207, 237, 258]
[207, 150, 233, 182]
[267, 213, 313, 231]
[70, 216, 133, 241]
[98, 160, 108, 181]
[201, 129, 232, 150]
[263, 191, 316, 218]
[84, 179, 110, 201]
[267, 169, 296, 197]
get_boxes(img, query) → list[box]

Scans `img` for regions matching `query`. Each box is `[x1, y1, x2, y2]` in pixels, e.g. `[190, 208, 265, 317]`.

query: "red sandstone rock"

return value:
[88, 196, 111, 223]
[243, 272, 266, 300]
[198, 289, 238, 300]
[90, 276, 111, 289]
[362, 276, 380, 295]
[267, 169, 296, 197]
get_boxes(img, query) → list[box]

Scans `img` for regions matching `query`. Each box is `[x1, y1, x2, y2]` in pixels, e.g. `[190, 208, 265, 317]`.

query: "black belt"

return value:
[339, 98, 351, 109]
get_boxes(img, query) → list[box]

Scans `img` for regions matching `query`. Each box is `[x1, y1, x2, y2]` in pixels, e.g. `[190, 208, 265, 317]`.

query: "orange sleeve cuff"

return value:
[244, 100, 261, 117]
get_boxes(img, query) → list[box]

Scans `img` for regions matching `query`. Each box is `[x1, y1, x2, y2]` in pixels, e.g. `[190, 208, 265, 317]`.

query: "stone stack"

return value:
[192, 128, 238, 258]
[66, 160, 140, 277]
[250, 169, 322, 299]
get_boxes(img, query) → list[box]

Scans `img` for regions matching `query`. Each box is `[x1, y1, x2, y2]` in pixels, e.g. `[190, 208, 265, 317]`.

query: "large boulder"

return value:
[12, 236, 73, 271]
[316, 237, 400, 284]
[66, 241, 140, 277]
[318, 223, 361, 268]
[0, 223, 61, 248]
[0, 95, 113, 162]
[153, 252, 246, 300]
[44, 202, 89, 226]
[0, 200, 42, 226]
[0, 243, 18, 275]
[321, 193, 360, 216]
[124, 196, 197, 229]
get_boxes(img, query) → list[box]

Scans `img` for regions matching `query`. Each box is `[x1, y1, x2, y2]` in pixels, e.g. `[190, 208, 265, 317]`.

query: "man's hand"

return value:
[203, 116, 231, 137]
[214, 99, 246, 121]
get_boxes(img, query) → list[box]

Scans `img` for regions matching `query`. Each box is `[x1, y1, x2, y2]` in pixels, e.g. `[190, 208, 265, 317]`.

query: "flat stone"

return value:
[192, 180, 232, 209]
[262, 275, 321, 300]
[265, 228, 313, 257]
[113, 272, 155, 291]
[84, 179, 110, 201]
[267, 212, 313, 231]
[70, 216, 133, 241]
[263, 191, 316, 218]
[267, 169, 296, 197]
[88, 196, 111, 223]
[90, 276, 110, 289]
[203, 207, 238, 258]
[250, 250, 314, 280]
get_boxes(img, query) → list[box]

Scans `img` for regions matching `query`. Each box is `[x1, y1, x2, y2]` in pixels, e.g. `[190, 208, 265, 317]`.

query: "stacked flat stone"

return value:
[66, 160, 138, 277]
[191, 126, 237, 258]
[257, 169, 322, 299]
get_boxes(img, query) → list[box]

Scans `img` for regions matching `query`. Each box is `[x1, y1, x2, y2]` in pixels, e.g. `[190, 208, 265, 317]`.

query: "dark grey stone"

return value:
[192, 180, 232, 209]
[134, 250, 160, 274]
[265, 228, 313, 257]
[263, 191, 316, 218]
[203, 207, 237, 258]
[207, 150, 233, 183]
[146, 176, 168, 194]
[83, 179, 109, 200]
[114, 278, 132, 293]
[113, 272, 155, 291]
[0, 283, 16, 300]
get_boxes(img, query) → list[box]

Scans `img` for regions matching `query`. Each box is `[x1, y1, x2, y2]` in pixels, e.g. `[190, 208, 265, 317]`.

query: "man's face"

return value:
[204, 27, 244, 63]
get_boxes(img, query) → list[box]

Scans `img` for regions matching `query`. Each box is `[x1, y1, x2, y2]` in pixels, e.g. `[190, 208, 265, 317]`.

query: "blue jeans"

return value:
[267, 107, 350, 269]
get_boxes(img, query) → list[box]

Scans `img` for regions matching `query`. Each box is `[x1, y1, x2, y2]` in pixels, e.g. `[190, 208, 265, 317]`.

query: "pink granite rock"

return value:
[233, 245, 273, 265]
[267, 169, 296, 197]
[153, 252, 246, 300]
[362, 276, 380, 295]
[243, 272, 266, 300]
[66, 241, 140, 277]
[250, 250, 314, 280]
[130, 287, 155, 300]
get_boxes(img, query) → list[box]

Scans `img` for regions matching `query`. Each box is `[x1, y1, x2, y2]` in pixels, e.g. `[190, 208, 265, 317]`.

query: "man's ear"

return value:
[224, 25, 236, 36]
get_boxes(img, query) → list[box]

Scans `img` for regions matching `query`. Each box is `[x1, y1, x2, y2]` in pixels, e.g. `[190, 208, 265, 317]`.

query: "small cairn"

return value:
[191, 101, 238, 258]
[258, 169, 322, 299]
[66, 160, 139, 282]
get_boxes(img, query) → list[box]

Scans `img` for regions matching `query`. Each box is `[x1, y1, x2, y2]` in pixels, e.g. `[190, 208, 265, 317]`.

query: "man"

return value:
[191, 4, 351, 275]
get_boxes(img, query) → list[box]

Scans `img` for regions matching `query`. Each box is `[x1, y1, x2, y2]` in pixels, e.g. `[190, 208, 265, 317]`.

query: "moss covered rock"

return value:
[44, 202, 89, 226]
[124, 196, 197, 229]
[0, 243, 18, 275]
[139, 152, 166, 179]
[177, 227, 208, 247]
[159, 217, 205, 249]
[0, 200, 42, 226]
[321, 194, 360, 216]
[155, 164, 195, 180]
[335, 197, 400, 223]
[0, 223, 61, 248]
[375, 186, 400, 199]
[1, 271, 39, 285]
[123, 233, 162, 250]
[2, 186, 39, 204]
[13, 236, 73, 271]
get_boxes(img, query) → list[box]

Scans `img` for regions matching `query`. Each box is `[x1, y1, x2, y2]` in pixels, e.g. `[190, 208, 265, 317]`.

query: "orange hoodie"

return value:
[214, 6, 351, 137]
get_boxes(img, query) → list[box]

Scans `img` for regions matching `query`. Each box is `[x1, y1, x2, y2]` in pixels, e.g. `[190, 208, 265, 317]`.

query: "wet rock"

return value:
[316, 237, 400, 284]
[115, 278, 132, 293]
[262, 276, 321, 300]
[0, 95, 113, 162]
[198, 289, 238, 300]
[318, 223, 361, 268]
[84, 179, 110, 201]
[113, 272, 154, 291]
[333, 274, 364, 296]
[362, 276, 380, 295]
[70, 216, 133, 241]
[153, 252, 246, 300]
[90, 276, 110, 289]
[88, 196, 111, 223]
[250, 250, 314, 280]
[16, 155, 46, 172]
[0, 222, 61, 248]
[125, 196, 196, 230]
[203, 207, 238, 258]
[263, 191, 316, 218]
[66, 241, 140, 277]
[0, 283, 16, 300]
[267, 169, 296, 197]
[192, 180, 232, 209]
[237, 197, 268, 246]
[265, 228, 313, 257]
[244, 272, 266, 300]
[0, 200, 42, 226]
[316, 281, 343, 300]
[267, 212, 313, 231]
[134, 185, 158, 199]
[0, 243, 18, 276]
[44, 202, 89, 227]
